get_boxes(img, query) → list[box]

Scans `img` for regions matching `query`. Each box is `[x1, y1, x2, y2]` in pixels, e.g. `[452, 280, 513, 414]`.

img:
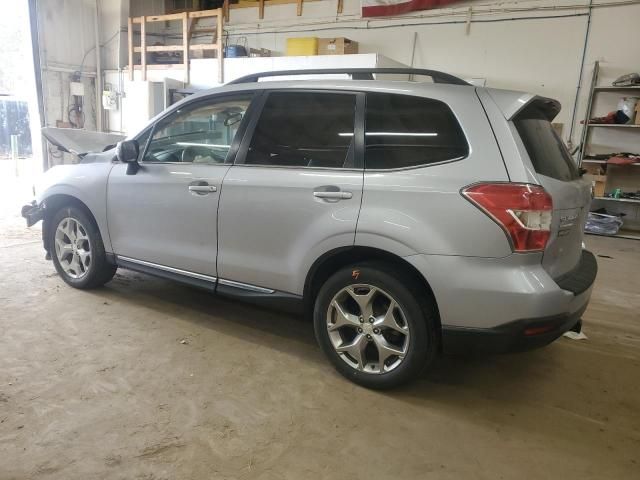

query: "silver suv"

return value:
[23, 68, 597, 389]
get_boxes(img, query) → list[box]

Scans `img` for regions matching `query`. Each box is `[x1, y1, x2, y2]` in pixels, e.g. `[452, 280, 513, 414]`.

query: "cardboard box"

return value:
[286, 37, 318, 56]
[591, 174, 607, 197]
[635, 102, 640, 125]
[583, 163, 604, 176]
[318, 37, 358, 55]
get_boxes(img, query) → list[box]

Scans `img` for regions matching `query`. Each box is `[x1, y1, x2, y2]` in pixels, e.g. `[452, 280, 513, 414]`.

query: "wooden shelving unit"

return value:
[579, 61, 640, 240]
[128, 8, 224, 84]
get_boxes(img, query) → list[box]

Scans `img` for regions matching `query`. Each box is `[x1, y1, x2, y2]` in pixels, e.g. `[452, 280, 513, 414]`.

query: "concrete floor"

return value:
[1, 173, 639, 479]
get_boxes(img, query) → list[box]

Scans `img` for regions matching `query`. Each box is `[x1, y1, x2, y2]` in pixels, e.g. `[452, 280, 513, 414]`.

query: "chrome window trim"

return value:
[136, 161, 229, 166]
[229, 164, 363, 173]
[364, 154, 468, 172]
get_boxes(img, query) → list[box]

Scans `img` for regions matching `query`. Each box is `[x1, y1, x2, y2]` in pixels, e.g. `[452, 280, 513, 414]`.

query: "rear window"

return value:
[365, 93, 468, 169]
[513, 105, 579, 181]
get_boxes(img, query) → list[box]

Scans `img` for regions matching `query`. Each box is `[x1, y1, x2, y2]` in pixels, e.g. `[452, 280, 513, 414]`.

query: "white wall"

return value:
[218, 0, 640, 149]
[36, 0, 130, 164]
[40, 0, 640, 159]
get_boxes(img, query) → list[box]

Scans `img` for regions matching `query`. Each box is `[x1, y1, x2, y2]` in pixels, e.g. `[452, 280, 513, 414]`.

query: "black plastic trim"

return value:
[114, 256, 303, 312]
[116, 258, 216, 292]
[105, 252, 117, 265]
[441, 303, 588, 355]
[216, 283, 303, 314]
[554, 250, 598, 295]
[21, 202, 44, 227]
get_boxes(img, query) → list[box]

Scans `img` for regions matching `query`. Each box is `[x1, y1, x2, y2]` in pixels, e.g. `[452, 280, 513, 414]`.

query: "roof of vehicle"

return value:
[191, 78, 472, 97]
[128, 68, 558, 139]
[227, 68, 470, 85]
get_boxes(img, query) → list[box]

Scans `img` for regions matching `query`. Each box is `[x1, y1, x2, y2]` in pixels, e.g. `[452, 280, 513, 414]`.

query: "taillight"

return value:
[462, 183, 553, 252]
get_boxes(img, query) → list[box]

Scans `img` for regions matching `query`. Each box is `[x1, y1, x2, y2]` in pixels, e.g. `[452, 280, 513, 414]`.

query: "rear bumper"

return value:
[404, 249, 597, 354]
[441, 303, 586, 354]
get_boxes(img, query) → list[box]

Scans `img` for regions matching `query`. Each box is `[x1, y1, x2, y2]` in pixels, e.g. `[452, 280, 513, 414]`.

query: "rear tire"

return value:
[313, 262, 438, 389]
[48, 205, 117, 289]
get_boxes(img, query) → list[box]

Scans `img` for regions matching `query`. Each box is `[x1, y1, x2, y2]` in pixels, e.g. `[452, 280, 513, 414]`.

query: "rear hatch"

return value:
[511, 100, 592, 278]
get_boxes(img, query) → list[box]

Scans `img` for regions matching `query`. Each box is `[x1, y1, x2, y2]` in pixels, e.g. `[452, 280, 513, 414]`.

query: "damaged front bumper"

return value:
[21, 201, 45, 227]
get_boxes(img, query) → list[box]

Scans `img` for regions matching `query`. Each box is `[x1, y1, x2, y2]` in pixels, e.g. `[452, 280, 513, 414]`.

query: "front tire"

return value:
[313, 262, 438, 389]
[49, 205, 117, 289]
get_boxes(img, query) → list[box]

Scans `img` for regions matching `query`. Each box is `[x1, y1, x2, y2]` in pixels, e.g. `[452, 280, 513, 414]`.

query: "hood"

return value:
[42, 127, 125, 157]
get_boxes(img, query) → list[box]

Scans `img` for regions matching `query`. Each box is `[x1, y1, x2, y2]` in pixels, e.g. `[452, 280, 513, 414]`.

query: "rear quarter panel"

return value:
[355, 86, 512, 258]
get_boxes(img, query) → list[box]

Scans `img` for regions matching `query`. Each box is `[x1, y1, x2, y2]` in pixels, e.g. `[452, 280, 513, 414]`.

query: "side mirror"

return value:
[116, 140, 140, 175]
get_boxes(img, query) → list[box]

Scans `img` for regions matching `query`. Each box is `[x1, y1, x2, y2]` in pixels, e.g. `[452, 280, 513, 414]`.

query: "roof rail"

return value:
[226, 68, 470, 86]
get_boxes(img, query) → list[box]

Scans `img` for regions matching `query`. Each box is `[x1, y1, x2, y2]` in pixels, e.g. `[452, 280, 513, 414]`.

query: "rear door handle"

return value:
[313, 191, 353, 200]
[188, 185, 217, 193]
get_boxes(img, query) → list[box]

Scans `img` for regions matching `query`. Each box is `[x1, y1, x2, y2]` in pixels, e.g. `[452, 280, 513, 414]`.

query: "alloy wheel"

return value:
[54, 217, 91, 279]
[326, 284, 410, 374]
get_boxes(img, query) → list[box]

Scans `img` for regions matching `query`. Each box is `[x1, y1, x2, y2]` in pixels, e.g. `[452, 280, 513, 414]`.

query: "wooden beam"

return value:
[297, 0, 303, 16]
[187, 17, 195, 41]
[128, 17, 133, 80]
[223, 0, 230, 21]
[259, 0, 265, 19]
[188, 8, 222, 19]
[140, 16, 146, 81]
[190, 28, 218, 33]
[135, 45, 184, 52]
[189, 44, 219, 50]
[337, 0, 343, 14]
[132, 13, 185, 23]
[182, 12, 189, 84]
[231, 0, 319, 7]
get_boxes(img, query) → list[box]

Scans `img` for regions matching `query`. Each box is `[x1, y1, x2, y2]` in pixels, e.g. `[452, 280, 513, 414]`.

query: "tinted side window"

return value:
[513, 105, 579, 181]
[245, 92, 356, 168]
[365, 93, 468, 169]
[144, 96, 251, 164]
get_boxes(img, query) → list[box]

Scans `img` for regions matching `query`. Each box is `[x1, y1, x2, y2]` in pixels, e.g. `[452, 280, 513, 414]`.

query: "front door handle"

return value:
[313, 191, 353, 200]
[188, 185, 217, 194]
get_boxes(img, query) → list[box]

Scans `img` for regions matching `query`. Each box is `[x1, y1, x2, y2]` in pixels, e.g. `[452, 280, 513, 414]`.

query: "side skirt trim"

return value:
[114, 255, 302, 312]
[116, 255, 217, 283]
[115, 255, 216, 292]
[218, 278, 274, 294]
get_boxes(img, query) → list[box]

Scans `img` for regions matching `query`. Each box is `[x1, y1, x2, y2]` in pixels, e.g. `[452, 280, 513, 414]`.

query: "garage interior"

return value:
[1, 0, 640, 478]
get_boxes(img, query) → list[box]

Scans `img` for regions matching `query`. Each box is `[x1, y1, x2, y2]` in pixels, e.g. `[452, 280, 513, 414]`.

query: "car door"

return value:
[107, 93, 255, 280]
[217, 90, 365, 295]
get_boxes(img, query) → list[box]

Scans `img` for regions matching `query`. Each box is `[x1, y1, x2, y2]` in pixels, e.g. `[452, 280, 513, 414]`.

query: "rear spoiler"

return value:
[485, 88, 561, 122]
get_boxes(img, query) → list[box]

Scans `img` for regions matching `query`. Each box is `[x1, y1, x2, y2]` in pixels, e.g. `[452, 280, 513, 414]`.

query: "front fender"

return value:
[34, 163, 114, 252]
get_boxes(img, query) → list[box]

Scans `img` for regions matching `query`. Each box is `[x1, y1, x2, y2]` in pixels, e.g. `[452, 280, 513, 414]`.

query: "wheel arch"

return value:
[303, 246, 442, 340]
[41, 194, 103, 255]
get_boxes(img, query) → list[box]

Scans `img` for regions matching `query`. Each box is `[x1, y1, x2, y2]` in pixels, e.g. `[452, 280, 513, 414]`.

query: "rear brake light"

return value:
[462, 183, 553, 252]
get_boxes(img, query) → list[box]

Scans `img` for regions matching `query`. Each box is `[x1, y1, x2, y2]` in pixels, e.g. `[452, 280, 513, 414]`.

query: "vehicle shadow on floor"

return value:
[97, 269, 558, 402]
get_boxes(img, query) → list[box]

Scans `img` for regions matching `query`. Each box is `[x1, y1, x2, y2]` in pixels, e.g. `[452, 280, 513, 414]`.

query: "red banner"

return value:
[362, 0, 462, 18]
